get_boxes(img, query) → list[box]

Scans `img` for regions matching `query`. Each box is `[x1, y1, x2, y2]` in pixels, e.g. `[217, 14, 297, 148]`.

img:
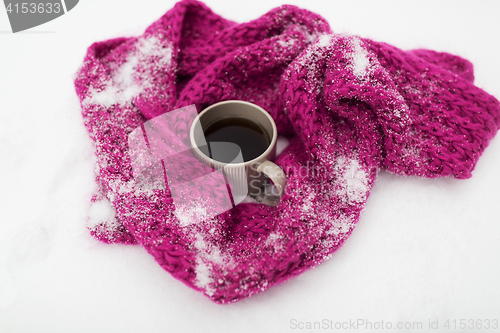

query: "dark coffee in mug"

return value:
[190, 100, 287, 206]
[200, 116, 270, 163]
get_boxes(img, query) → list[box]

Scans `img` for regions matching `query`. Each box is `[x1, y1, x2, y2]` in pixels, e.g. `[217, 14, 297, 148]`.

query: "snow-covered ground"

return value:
[1, 1, 499, 332]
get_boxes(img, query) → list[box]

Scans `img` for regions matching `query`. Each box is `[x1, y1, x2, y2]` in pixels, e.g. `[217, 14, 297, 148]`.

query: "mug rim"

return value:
[189, 100, 278, 168]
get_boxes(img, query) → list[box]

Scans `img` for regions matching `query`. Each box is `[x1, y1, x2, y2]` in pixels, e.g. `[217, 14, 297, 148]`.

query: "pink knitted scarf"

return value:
[74, 0, 500, 303]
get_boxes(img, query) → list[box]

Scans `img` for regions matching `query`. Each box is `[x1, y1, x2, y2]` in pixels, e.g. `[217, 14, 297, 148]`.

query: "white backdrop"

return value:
[1, 1, 500, 332]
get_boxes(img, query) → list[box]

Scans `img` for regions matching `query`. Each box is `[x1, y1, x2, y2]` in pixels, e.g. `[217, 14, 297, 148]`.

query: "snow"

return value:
[193, 231, 233, 297]
[300, 191, 315, 215]
[87, 198, 117, 229]
[276, 38, 295, 48]
[334, 156, 369, 204]
[348, 36, 371, 79]
[317, 34, 333, 47]
[194, 258, 216, 296]
[1, 1, 500, 333]
[83, 35, 173, 108]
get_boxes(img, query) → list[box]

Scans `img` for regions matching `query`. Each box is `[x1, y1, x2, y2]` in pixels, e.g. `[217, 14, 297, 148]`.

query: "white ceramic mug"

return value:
[190, 100, 287, 206]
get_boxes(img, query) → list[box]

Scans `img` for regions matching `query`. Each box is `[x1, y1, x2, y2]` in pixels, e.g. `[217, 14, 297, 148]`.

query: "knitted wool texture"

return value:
[74, 0, 500, 303]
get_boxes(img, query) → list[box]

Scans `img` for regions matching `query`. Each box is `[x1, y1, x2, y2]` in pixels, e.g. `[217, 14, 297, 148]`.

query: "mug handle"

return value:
[254, 160, 287, 206]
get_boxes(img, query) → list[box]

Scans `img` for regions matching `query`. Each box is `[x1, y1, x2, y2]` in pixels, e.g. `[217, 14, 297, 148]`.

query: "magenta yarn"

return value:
[74, 0, 500, 303]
